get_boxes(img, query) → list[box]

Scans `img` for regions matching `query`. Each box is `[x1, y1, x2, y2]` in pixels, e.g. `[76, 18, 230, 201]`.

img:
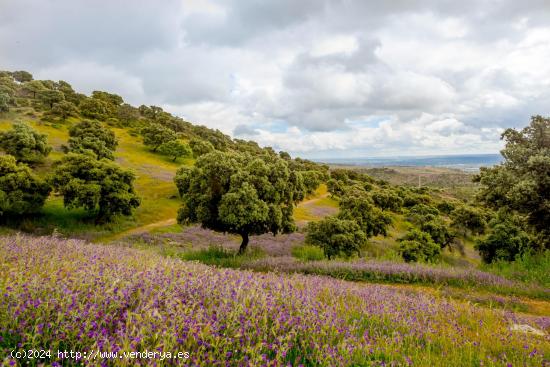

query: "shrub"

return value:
[406, 203, 440, 224]
[48, 100, 79, 120]
[37, 89, 64, 109]
[475, 213, 533, 263]
[0, 122, 51, 164]
[326, 178, 346, 197]
[158, 140, 192, 162]
[338, 193, 392, 237]
[402, 192, 431, 207]
[49, 153, 140, 221]
[78, 97, 111, 120]
[436, 200, 456, 214]
[67, 120, 118, 160]
[0, 92, 9, 112]
[141, 123, 177, 152]
[0, 155, 51, 216]
[175, 151, 305, 254]
[451, 205, 486, 236]
[291, 244, 325, 262]
[475, 115, 550, 249]
[419, 218, 454, 248]
[398, 229, 441, 262]
[306, 216, 367, 259]
[189, 138, 215, 158]
[370, 189, 403, 212]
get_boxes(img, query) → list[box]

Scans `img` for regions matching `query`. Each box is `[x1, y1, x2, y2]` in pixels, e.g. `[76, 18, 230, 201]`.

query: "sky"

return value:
[1, 0, 550, 159]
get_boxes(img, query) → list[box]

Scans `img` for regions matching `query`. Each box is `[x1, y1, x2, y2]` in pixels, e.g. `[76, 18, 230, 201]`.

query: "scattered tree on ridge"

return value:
[0, 92, 9, 112]
[158, 140, 192, 162]
[22, 80, 46, 99]
[174, 150, 305, 253]
[305, 216, 367, 259]
[78, 97, 111, 120]
[398, 229, 441, 263]
[0, 155, 51, 217]
[0, 122, 52, 164]
[10, 70, 33, 83]
[91, 90, 123, 107]
[141, 123, 176, 152]
[475, 115, 550, 249]
[338, 193, 392, 238]
[49, 100, 79, 120]
[49, 153, 140, 222]
[38, 89, 65, 109]
[475, 211, 533, 263]
[67, 120, 118, 160]
[370, 189, 404, 212]
[189, 138, 214, 158]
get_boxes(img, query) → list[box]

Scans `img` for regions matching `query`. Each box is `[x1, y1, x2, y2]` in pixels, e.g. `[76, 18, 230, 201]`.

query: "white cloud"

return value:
[1, 0, 549, 157]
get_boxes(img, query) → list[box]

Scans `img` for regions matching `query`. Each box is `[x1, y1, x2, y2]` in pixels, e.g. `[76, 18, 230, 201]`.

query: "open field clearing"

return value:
[1, 235, 548, 366]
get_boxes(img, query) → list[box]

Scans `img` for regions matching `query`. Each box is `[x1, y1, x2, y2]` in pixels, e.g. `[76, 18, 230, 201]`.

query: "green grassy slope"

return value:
[0, 108, 189, 241]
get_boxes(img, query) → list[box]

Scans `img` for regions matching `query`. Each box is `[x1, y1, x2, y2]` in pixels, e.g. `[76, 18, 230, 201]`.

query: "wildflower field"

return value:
[1, 235, 549, 366]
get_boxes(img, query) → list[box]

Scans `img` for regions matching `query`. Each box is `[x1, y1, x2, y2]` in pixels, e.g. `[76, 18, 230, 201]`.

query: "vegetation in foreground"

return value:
[1, 235, 549, 367]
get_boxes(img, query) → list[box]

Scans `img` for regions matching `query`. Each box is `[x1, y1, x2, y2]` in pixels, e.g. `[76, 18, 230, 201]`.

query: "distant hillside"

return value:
[0, 70, 327, 240]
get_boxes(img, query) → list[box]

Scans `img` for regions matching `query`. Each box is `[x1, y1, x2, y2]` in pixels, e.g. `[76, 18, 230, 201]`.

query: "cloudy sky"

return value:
[2, 0, 550, 158]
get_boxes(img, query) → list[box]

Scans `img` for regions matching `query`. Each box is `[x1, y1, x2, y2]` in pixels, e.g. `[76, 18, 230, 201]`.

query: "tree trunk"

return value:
[238, 232, 249, 255]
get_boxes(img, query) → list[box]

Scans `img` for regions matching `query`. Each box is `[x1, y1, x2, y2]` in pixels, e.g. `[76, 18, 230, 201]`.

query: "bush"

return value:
[0, 122, 51, 164]
[48, 100, 79, 120]
[402, 192, 431, 207]
[370, 189, 403, 212]
[78, 97, 111, 120]
[141, 123, 176, 152]
[67, 120, 118, 160]
[436, 200, 456, 214]
[189, 138, 214, 158]
[475, 213, 533, 263]
[49, 153, 140, 221]
[0, 155, 51, 216]
[0, 92, 9, 112]
[451, 205, 486, 236]
[291, 244, 325, 262]
[306, 216, 367, 259]
[406, 203, 440, 224]
[420, 218, 454, 248]
[158, 140, 192, 162]
[398, 229, 441, 262]
[338, 193, 392, 237]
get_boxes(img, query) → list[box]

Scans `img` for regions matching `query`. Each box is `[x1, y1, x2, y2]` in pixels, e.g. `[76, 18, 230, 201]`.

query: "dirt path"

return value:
[297, 193, 330, 207]
[102, 218, 177, 242]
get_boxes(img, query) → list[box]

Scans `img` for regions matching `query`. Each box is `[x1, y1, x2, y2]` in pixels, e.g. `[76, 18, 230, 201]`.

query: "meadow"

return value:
[1, 235, 549, 366]
[1, 74, 549, 367]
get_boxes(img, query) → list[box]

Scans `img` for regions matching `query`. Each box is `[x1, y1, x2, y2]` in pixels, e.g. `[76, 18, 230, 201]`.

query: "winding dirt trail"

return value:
[297, 192, 330, 207]
[102, 218, 177, 242]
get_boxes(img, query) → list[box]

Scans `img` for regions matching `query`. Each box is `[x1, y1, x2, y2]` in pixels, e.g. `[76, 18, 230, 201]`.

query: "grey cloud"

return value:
[233, 124, 259, 136]
[1, 0, 550, 156]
